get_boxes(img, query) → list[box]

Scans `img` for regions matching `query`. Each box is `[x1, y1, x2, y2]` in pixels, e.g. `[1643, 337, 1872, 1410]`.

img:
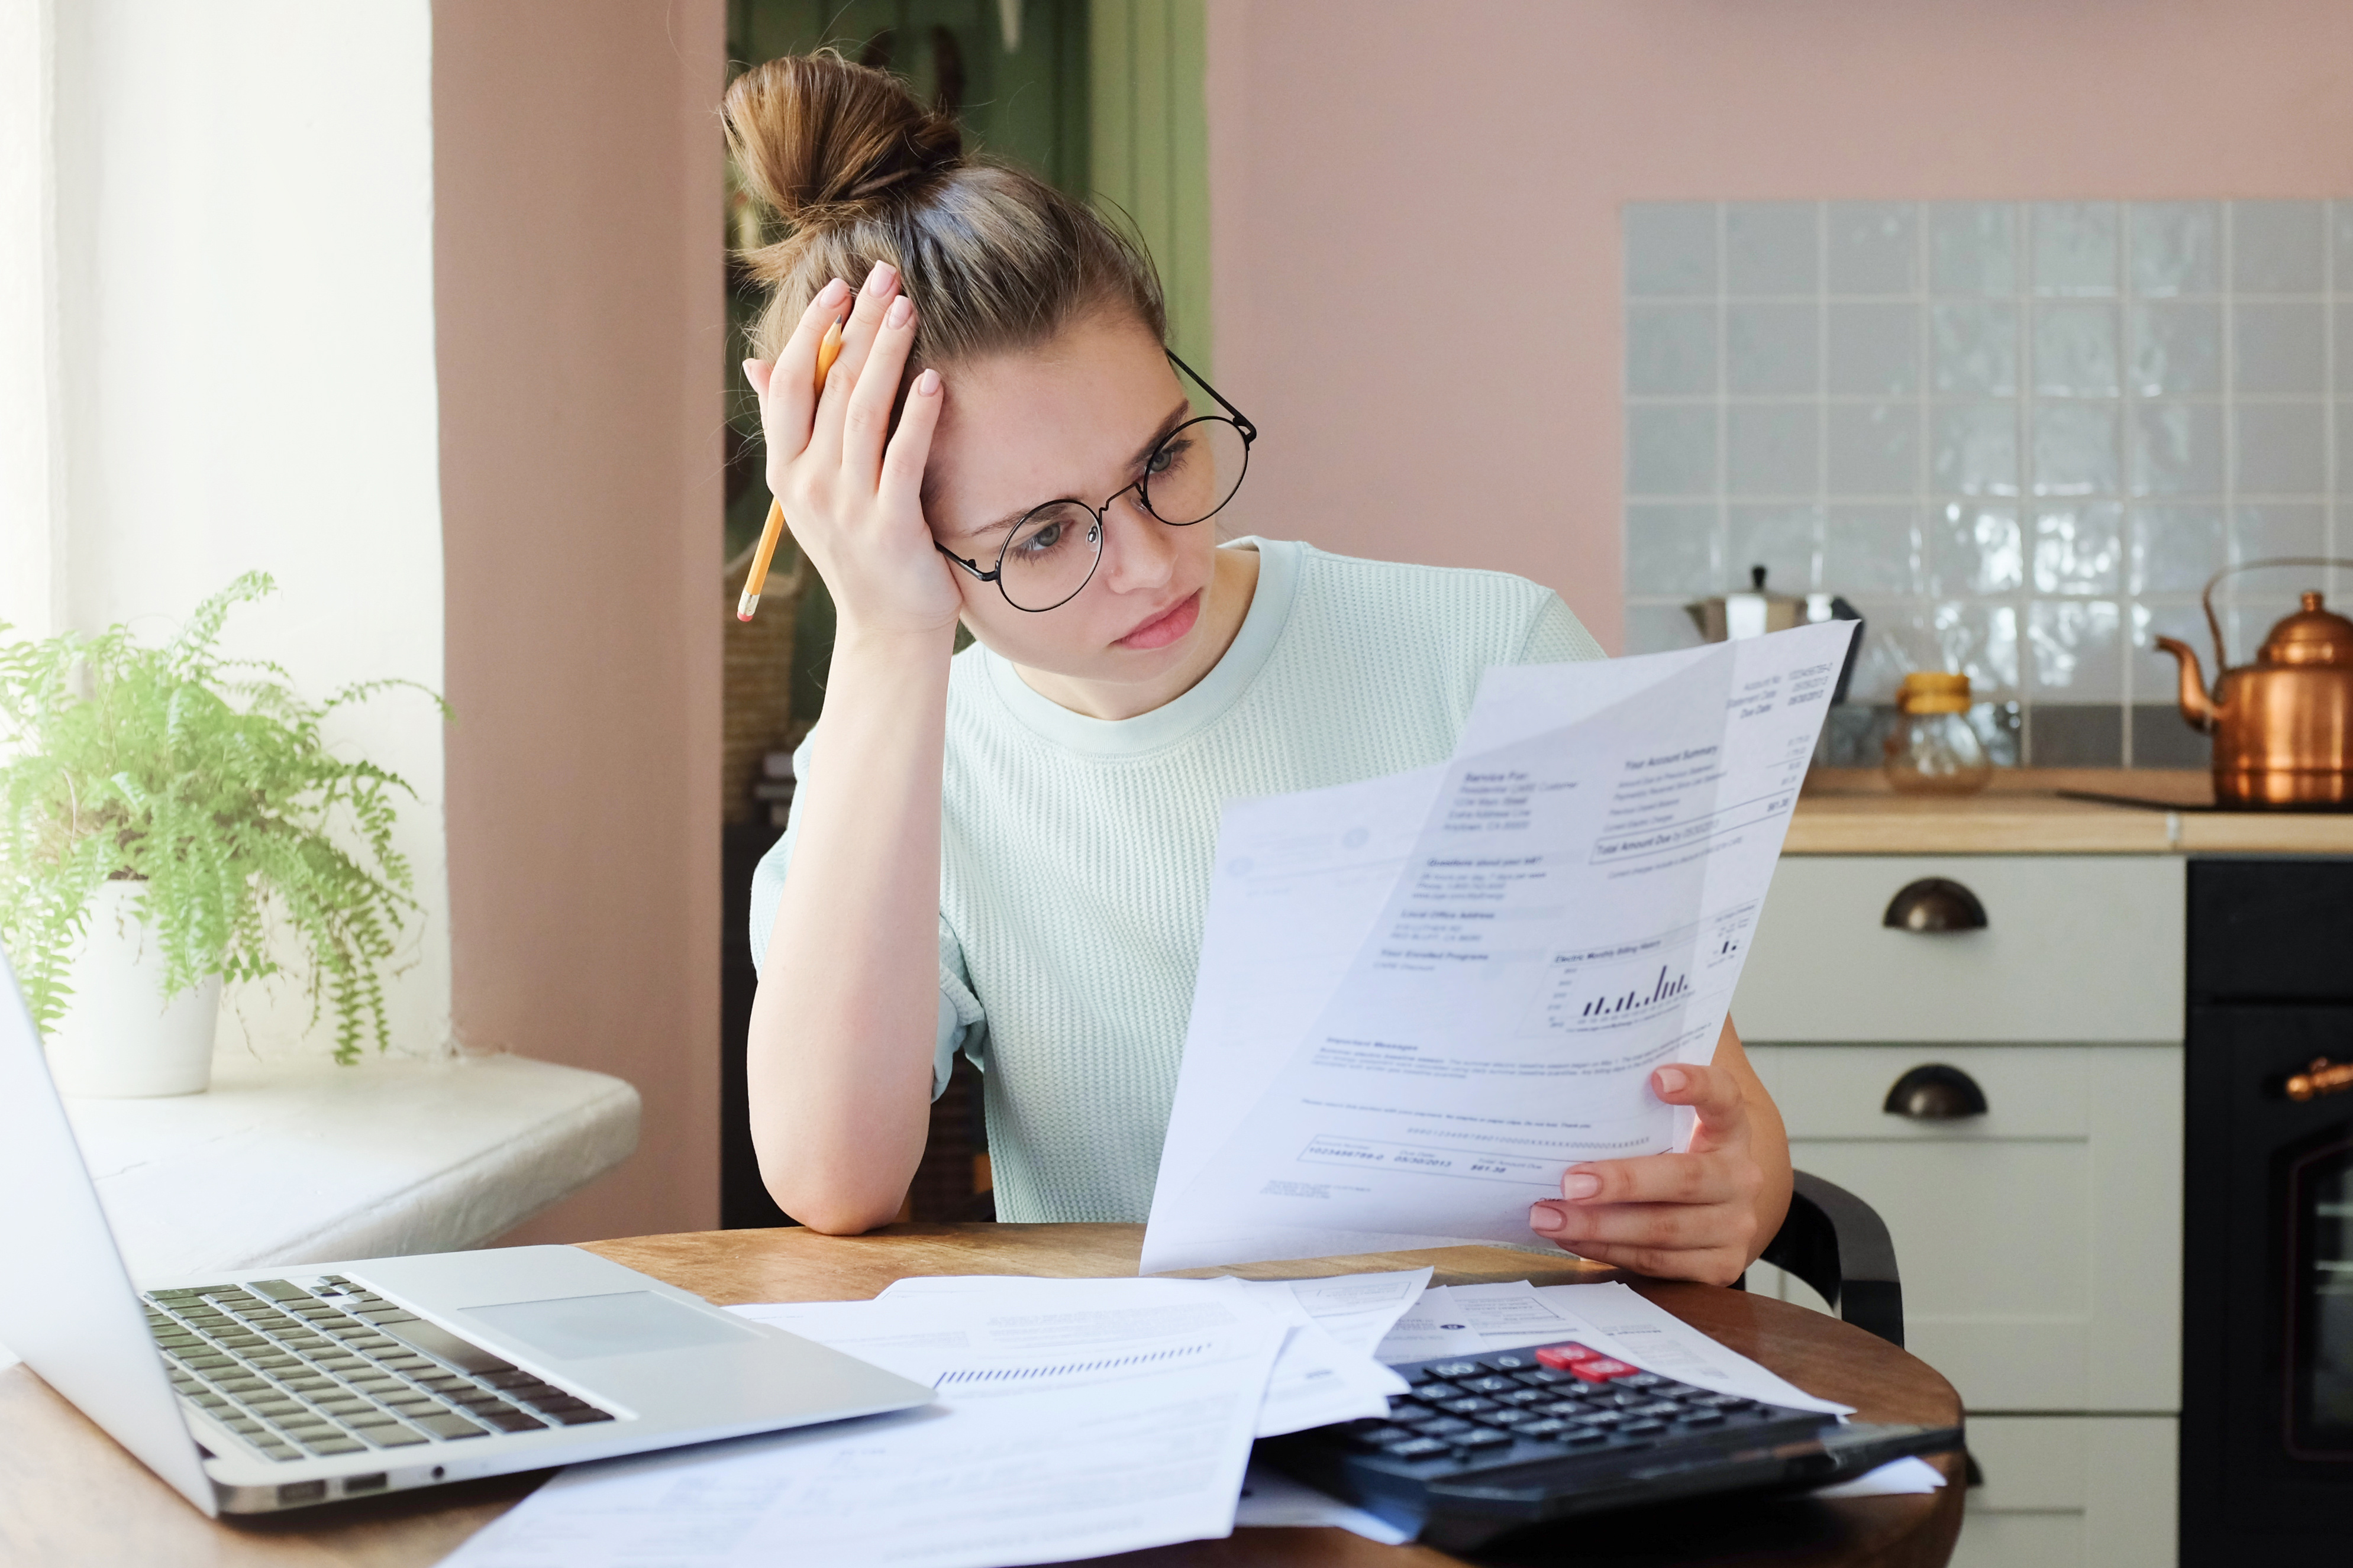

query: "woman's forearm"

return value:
[748, 624, 956, 1232]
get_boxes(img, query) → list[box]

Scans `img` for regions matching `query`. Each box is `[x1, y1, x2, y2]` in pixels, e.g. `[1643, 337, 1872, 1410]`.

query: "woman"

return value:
[734, 53, 1787, 1285]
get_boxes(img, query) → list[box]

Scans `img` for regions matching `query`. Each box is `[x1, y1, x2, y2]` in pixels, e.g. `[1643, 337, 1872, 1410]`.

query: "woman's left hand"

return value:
[1527, 1062, 1768, 1287]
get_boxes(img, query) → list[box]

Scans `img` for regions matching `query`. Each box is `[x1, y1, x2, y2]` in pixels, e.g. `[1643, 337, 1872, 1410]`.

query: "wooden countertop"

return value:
[1786, 769, 2353, 855]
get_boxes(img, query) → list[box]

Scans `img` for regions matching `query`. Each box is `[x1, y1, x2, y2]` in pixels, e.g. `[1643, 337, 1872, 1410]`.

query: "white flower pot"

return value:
[41, 881, 220, 1098]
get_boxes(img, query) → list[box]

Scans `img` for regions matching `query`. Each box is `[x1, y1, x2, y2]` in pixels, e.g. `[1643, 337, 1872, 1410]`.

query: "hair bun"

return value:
[724, 51, 962, 224]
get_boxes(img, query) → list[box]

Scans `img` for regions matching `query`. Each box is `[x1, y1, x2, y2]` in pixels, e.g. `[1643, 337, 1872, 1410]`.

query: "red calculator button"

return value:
[1567, 1357, 1638, 1383]
[1534, 1343, 1603, 1369]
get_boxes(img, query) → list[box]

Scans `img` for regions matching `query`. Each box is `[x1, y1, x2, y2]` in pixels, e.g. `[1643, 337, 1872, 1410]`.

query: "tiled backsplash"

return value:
[1623, 199, 2353, 767]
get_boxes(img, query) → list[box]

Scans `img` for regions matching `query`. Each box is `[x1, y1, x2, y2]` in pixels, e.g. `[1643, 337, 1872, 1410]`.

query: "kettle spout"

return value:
[2152, 635, 2216, 732]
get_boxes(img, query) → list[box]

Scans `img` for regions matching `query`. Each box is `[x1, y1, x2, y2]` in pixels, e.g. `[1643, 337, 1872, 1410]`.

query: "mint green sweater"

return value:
[751, 538, 1603, 1223]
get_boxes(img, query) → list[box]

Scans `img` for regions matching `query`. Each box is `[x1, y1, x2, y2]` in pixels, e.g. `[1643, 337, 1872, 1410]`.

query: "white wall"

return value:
[435, 0, 724, 1241]
[1205, 0, 2353, 653]
[44, 1, 449, 1061]
[0, 0, 66, 639]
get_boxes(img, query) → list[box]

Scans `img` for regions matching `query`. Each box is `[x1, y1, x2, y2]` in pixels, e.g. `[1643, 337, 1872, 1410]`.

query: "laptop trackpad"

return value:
[463, 1291, 761, 1360]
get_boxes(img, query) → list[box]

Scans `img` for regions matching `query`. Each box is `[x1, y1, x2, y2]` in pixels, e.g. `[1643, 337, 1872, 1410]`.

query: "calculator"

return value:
[1257, 1339, 1961, 1553]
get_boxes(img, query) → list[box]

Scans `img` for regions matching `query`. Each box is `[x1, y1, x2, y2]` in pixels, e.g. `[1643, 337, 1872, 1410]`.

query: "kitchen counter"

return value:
[1787, 769, 2353, 854]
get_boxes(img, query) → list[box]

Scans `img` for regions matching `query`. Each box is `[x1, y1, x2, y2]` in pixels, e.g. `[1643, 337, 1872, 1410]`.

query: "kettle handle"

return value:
[2198, 557, 2353, 673]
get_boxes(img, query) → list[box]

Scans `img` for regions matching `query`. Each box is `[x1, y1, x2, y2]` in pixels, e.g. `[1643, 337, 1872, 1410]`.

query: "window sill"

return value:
[69, 1049, 640, 1280]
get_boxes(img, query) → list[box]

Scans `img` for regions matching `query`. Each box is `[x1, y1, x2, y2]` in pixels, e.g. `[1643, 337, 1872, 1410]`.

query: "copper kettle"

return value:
[2153, 557, 2353, 809]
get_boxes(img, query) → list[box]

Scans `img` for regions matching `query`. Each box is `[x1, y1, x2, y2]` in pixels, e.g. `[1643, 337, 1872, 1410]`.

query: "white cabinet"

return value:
[1735, 852, 2186, 1566]
[1734, 856, 2183, 1043]
[1950, 1417, 2177, 1568]
[1745, 1043, 2181, 1412]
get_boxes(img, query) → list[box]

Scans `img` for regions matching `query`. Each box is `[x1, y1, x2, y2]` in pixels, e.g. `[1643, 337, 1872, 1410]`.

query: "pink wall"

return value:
[435, 0, 726, 1243]
[1206, 0, 2353, 652]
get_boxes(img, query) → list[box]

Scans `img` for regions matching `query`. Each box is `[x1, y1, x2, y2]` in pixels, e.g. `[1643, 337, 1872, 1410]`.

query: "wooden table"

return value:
[0, 1224, 1965, 1567]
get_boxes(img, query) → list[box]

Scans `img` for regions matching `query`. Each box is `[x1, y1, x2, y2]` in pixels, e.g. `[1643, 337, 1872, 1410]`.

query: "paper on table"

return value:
[1364, 1284, 1487, 1363]
[1241, 1266, 1432, 1359]
[735, 1288, 1274, 1373]
[1142, 623, 1855, 1272]
[877, 1268, 1431, 1351]
[1439, 1280, 1594, 1349]
[869, 1275, 1400, 1435]
[1526, 1283, 1851, 1415]
[1809, 1455, 1947, 1497]
[916, 1270, 1434, 1386]
[440, 1301, 1284, 1568]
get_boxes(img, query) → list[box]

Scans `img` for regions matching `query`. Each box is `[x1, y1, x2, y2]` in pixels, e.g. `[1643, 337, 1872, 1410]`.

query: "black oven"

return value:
[2183, 857, 2353, 1565]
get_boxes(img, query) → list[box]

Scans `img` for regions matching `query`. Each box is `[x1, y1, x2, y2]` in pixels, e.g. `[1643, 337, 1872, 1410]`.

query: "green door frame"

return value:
[1090, 0, 1212, 383]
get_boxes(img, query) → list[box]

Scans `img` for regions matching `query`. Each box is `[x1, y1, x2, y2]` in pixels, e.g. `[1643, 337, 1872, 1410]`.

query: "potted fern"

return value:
[0, 573, 444, 1095]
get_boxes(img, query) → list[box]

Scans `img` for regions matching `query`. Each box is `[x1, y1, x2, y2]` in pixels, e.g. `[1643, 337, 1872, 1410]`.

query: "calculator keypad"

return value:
[1362, 1341, 1789, 1467]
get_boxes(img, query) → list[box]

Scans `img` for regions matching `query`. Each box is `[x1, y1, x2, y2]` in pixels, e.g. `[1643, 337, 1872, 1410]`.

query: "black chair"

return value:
[1744, 1169, 1906, 1348]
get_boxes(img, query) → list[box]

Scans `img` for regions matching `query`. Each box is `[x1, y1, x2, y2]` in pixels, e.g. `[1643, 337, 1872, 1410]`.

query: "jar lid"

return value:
[1896, 671, 1972, 714]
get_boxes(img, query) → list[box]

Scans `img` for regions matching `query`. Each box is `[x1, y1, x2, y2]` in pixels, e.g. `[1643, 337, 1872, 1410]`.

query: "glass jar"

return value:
[1883, 673, 1992, 795]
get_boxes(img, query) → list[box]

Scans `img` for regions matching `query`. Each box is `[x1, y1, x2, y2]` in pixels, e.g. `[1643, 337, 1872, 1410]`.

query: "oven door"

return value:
[2286, 1129, 2353, 1462]
[2183, 1002, 2353, 1566]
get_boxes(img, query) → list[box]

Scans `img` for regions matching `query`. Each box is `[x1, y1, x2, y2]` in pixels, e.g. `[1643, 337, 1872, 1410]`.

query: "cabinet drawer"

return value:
[1734, 855, 2184, 1043]
[1950, 1416, 2176, 1568]
[1748, 1045, 2181, 1412]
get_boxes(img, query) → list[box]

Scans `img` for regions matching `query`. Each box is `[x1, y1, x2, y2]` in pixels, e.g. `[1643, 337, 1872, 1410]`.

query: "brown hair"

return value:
[723, 51, 1166, 378]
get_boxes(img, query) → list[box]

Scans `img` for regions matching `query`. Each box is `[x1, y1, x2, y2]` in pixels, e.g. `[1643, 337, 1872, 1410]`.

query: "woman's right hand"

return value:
[744, 261, 960, 643]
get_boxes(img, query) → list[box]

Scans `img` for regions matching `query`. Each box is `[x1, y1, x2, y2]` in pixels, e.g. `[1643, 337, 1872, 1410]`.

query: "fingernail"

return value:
[817, 277, 850, 305]
[915, 367, 940, 395]
[1655, 1066, 1687, 1095]
[1528, 1205, 1566, 1234]
[864, 260, 898, 295]
[886, 295, 914, 328]
[1562, 1172, 1601, 1201]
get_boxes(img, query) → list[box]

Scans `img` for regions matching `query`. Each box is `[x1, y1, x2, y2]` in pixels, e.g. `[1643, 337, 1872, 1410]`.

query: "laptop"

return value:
[0, 948, 934, 1515]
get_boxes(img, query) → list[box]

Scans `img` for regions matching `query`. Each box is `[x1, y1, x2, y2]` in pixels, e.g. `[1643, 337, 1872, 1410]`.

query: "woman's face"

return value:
[921, 312, 1229, 690]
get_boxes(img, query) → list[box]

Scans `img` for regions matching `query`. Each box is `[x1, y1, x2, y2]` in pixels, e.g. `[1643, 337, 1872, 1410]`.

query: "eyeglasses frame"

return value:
[933, 350, 1257, 613]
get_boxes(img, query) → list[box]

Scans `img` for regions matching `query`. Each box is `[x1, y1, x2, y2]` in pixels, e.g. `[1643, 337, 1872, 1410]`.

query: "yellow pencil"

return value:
[739, 316, 847, 622]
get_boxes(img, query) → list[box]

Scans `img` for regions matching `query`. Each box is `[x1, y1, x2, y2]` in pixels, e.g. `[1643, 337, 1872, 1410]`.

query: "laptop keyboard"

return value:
[143, 1275, 615, 1463]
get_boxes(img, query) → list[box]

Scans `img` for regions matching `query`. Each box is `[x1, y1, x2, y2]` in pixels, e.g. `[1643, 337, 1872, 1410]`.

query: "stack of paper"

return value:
[441, 1264, 1934, 1568]
[439, 1269, 1431, 1568]
[868, 1269, 1428, 1436]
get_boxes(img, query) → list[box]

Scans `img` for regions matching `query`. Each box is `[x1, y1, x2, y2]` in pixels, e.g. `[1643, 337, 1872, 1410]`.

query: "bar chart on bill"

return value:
[1534, 953, 1694, 1033]
[1524, 904, 1757, 1038]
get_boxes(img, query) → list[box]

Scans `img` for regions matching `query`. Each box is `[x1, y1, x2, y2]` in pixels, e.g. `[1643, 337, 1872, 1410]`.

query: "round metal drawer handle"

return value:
[1883, 1063, 1990, 1120]
[1882, 877, 1987, 933]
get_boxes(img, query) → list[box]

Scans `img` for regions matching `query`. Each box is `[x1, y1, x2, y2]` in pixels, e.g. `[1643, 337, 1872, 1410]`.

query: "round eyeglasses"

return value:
[935, 350, 1256, 613]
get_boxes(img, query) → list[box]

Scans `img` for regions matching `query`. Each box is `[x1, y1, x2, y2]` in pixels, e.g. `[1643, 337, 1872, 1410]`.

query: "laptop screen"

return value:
[0, 946, 218, 1515]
